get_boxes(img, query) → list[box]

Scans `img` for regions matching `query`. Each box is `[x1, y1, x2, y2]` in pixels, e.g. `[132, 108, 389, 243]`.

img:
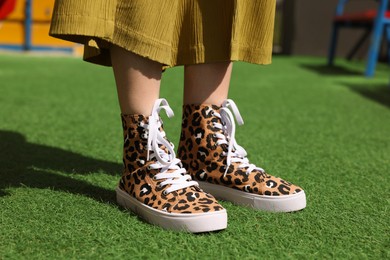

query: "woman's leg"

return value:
[179, 62, 306, 212]
[111, 45, 162, 115]
[111, 46, 227, 232]
[184, 62, 232, 106]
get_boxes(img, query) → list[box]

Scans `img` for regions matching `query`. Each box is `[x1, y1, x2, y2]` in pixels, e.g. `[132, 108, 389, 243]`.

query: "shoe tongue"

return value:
[183, 104, 230, 152]
[209, 107, 231, 151]
[122, 114, 174, 171]
[157, 123, 170, 151]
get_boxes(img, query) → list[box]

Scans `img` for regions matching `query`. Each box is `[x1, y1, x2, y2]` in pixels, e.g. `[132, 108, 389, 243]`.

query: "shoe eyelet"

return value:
[163, 190, 168, 195]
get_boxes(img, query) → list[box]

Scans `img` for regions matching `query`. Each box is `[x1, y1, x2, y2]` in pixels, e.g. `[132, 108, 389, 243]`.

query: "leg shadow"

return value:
[0, 130, 122, 203]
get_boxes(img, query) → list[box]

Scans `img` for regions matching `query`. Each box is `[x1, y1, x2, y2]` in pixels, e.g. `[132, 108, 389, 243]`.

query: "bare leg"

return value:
[111, 45, 162, 115]
[184, 62, 232, 105]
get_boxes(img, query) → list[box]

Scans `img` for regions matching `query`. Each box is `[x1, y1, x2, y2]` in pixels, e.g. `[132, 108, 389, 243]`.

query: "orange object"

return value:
[0, 0, 16, 20]
[334, 9, 390, 23]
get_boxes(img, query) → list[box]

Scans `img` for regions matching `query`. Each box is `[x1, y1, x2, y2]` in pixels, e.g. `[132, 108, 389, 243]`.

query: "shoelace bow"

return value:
[212, 99, 265, 178]
[144, 99, 198, 194]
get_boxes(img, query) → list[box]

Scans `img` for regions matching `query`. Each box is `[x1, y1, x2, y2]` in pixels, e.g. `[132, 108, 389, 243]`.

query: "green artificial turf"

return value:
[0, 53, 389, 259]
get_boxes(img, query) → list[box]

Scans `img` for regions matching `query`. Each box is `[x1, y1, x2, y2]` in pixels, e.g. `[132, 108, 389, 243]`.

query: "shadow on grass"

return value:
[343, 82, 390, 108]
[0, 130, 122, 203]
[300, 64, 363, 76]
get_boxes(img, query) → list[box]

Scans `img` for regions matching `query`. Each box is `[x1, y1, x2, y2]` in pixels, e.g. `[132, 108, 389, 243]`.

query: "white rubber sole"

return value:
[116, 187, 227, 233]
[198, 181, 306, 212]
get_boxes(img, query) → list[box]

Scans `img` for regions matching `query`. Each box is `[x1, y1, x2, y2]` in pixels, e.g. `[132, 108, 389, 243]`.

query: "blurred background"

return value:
[0, 0, 82, 54]
[274, 0, 384, 58]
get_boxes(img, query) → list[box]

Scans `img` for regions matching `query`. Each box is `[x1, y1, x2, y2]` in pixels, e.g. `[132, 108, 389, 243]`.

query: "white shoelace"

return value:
[144, 99, 198, 194]
[213, 99, 265, 178]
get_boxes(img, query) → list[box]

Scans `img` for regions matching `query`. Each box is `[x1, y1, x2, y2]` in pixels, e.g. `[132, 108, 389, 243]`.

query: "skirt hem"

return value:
[50, 14, 273, 68]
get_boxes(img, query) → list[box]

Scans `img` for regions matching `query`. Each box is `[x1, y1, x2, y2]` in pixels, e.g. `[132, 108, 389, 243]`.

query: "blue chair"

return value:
[328, 0, 390, 77]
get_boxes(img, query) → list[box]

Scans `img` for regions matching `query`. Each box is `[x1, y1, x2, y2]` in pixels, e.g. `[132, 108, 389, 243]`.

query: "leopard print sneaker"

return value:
[116, 99, 227, 232]
[178, 99, 306, 212]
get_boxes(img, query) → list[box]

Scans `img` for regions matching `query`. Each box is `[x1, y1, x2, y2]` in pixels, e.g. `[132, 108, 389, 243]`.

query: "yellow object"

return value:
[0, 0, 81, 53]
[50, 0, 276, 67]
[32, 0, 53, 21]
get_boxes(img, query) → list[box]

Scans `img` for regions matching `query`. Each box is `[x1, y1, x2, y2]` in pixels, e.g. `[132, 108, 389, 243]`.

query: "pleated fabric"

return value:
[49, 0, 276, 68]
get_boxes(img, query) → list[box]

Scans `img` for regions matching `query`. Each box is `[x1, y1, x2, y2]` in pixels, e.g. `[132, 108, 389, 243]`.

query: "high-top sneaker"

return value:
[116, 99, 227, 232]
[178, 99, 306, 212]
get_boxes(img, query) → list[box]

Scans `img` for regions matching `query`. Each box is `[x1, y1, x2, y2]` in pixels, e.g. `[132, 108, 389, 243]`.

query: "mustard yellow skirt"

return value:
[49, 0, 276, 68]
